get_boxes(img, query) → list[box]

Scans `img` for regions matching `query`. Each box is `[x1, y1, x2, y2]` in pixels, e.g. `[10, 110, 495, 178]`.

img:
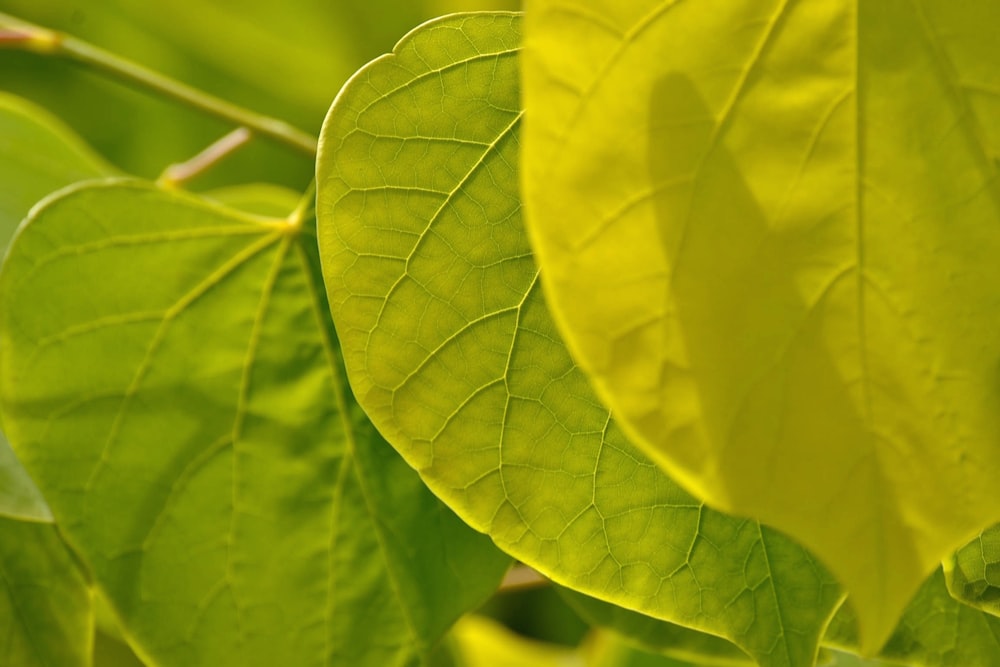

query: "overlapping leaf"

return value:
[450, 615, 715, 667]
[825, 568, 1000, 666]
[557, 588, 751, 666]
[521, 1, 1000, 650]
[317, 12, 843, 667]
[0, 181, 509, 667]
[944, 523, 1000, 619]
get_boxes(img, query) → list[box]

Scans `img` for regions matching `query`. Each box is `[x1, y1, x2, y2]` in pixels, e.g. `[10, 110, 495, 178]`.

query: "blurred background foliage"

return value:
[0, 0, 518, 191]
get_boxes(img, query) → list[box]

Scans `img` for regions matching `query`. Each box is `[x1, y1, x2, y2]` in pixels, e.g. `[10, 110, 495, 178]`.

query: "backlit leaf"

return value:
[0, 181, 508, 667]
[943, 523, 1000, 618]
[521, 1, 1000, 650]
[0, 516, 92, 667]
[317, 13, 842, 667]
[825, 568, 1000, 666]
[203, 183, 302, 219]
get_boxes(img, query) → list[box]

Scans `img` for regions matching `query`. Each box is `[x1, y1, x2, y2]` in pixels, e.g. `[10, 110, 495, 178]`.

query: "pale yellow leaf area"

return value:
[522, 0, 1000, 652]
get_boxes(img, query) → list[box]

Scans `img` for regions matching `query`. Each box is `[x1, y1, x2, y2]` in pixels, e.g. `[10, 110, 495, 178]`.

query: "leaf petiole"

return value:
[158, 127, 253, 188]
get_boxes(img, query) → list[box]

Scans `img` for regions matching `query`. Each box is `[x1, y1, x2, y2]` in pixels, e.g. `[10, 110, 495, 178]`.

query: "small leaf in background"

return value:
[0, 516, 92, 667]
[317, 12, 842, 667]
[0, 181, 509, 667]
[825, 568, 1000, 666]
[521, 1, 1000, 650]
[944, 523, 1000, 619]
[0, 91, 115, 240]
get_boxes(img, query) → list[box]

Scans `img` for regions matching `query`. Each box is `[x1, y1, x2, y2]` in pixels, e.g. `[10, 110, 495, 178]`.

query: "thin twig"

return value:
[0, 12, 317, 156]
[159, 127, 253, 187]
[499, 565, 550, 593]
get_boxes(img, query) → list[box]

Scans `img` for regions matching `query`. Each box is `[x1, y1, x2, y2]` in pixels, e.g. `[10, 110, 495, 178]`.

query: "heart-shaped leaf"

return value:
[0, 93, 109, 667]
[0, 181, 509, 667]
[317, 12, 842, 667]
[521, 1, 1000, 650]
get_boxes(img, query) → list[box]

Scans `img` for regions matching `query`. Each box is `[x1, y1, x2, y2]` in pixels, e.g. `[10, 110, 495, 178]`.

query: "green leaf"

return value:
[584, 630, 743, 667]
[0, 516, 92, 667]
[944, 522, 1000, 617]
[202, 183, 302, 219]
[557, 587, 751, 666]
[94, 631, 147, 667]
[825, 568, 1000, 666]
[521, 1, 1000, 650]
[0, 181, 509, 667]
[0, 92, 116, 522]
[0, 438, 51, 523]
[0, 91, 115, 242]
[317, 12, 842, 667]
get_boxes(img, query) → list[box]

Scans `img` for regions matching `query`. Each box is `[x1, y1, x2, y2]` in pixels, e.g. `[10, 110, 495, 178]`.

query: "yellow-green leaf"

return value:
[0, 91, 115, 242]
[317, 12, 842, 667]
[825, 567, 1000, 666]
[0, 92, 116, 523]
[0, 516, 92, 667]
[944, 523, 1000, 619]
[521, 1, 1000, 650]
[0, 181, 508, 667]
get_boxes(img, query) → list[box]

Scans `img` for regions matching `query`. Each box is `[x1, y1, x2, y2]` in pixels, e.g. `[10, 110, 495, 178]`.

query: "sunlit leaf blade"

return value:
[0, 92, 115, 522]
[317, 12, 842, 667]
[944, 523, 1000, 618]
[0, 181, 508, 667]
[824, 568, 1000, 666]
[521, 1, 1000, 649]
[822, 652, 905, 667]
[557, 587, 751, 666]
[0, 516, 92, 667]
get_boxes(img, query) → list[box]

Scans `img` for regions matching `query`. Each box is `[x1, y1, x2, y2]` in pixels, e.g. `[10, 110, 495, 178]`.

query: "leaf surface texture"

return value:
[0, 181, 508, 667]
[521, 1, 1000, 649]
[317, 12, 843, 667]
